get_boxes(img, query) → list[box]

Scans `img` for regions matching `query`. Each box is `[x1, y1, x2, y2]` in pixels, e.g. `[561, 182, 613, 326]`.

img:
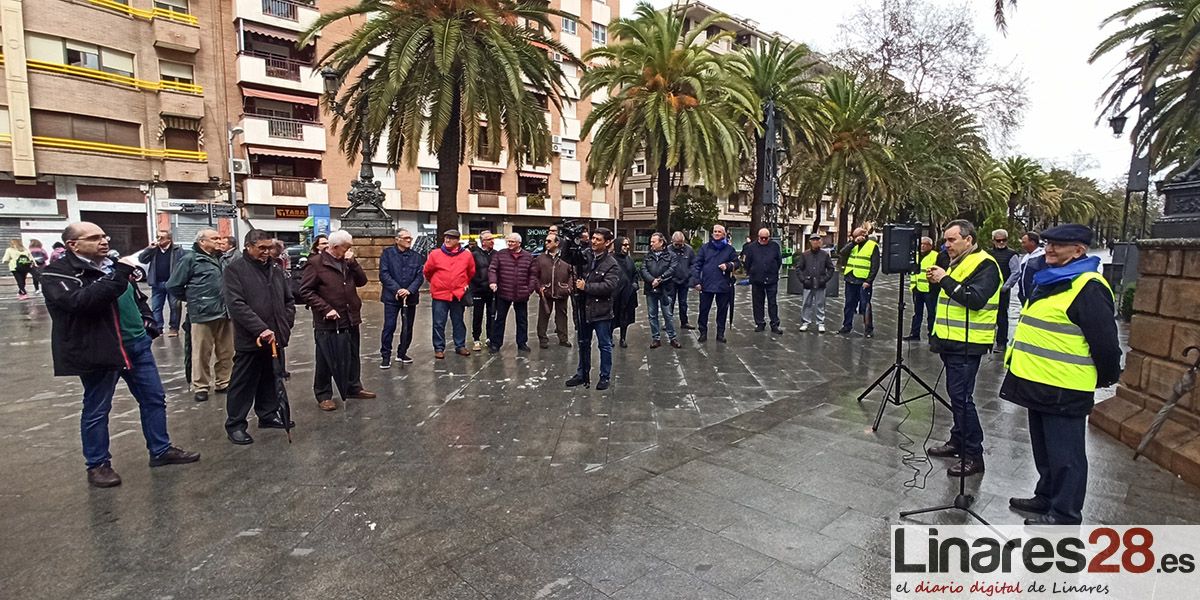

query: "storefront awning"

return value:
[241, 87, 319, 106]
[245, 146, 323, 161]
[518, 171, 549, 179]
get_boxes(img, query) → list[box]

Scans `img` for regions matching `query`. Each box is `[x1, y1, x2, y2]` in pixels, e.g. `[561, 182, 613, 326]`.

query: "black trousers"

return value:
[909, 289, 936, 337]
[698, 291, 730, 336]
[674, 284, 691, 325]
[751, 282, 779, 328]
[472, 290, 496, 342]
[225, 347, 282, 433]
[996, 290, 1012, 345]
[313, 327, 362, 402]
[380, 301, 416, 358]
[1028, 409, 1088, 524]
[492, 298, 529, 349]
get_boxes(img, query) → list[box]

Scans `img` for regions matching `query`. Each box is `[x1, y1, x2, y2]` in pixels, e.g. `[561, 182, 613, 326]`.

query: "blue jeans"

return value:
[841, 280, 873, 332]
[380, 300, 417, 358]
[79, 334, 171, 468]
[942, 353, 984, 458]
[647, 292, 677, 341]
[431, 298, 467, 352]
[576, 318, 614, 380]
[150, 282, 181, 330]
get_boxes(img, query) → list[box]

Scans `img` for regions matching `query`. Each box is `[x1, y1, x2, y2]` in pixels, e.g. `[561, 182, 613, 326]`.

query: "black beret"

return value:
[1041, 224, 1092, 246]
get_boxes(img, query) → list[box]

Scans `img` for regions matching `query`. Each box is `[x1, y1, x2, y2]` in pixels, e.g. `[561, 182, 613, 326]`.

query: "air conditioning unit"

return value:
[552, 52, 564, 62]
[550, 135, 563, 154]
[231, 158, 250, 175]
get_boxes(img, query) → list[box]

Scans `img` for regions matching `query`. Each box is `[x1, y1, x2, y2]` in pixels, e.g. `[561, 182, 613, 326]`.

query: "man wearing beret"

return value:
[1001, 224, 1122, 525]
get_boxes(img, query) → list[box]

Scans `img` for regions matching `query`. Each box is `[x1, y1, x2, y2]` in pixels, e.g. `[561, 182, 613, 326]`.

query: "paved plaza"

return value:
[3, 277, 1199, 599]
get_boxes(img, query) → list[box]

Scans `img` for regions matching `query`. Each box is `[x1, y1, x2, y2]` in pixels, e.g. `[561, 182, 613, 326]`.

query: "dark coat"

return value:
[742, 240, 783, 285]
[166, 244, 227, 323]
[137, 244, 184, 286]
[488, 248, 539, 301]
[613, 253, 639, 327]
[223, 252, 296, 352]
[692, 241, 739, 293]
[379, 246, 425, 305]
[1000, 277, 1122, 417]
[929, 248, 1003, 356]
[578, 250, 621, 323]
[640, 249, 678, 296]
[796, 248, 835, 290]
[42, 253, 153, 376]
[536, 251, 573, 300]
[469, 246, 495, 294]
[299, 251, 368, 330]
[669, 242, 695, 285]
[989, 246, 1018, 280]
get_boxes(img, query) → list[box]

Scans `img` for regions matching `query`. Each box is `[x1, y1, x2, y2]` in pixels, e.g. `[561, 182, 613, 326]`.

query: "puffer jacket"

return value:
[488, 249, 539, 301]
[578, 250, 621, 323]
[469, 246, 495, 294]
[166, 244, 227, 323]
[424, 245, 475, 301]
[536, 251, 573, 300]
[299, 251, 367, 330]
[640, 249, 677, 296]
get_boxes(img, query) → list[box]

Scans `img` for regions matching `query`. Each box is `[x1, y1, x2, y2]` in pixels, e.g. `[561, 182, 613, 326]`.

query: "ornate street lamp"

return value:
[320, 66, 393, 237]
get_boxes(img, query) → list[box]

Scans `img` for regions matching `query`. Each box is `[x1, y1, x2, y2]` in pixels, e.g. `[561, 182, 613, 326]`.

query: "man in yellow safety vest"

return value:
[904, 236, 940, 342]
[1000, 224, 1121, 526]
[837, 227, 879, 337]
[926, 220, 1002, 477]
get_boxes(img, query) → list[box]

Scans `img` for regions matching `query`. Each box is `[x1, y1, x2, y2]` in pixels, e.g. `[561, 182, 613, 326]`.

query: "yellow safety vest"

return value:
[931, 250, 1001, 346]
[843, 239, 878, 279]
[1005, 271, 1110, 392]
[909, 251, 938, 292]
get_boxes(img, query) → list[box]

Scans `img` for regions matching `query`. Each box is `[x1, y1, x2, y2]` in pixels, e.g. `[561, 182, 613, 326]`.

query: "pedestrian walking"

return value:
[166, 229, 233, 403]
[4, 238, 34, 299]
[138, 229, 184, 336]
[613, 236, 639, 348]
[692, 225, 739, 343]
[28, 239, 48, 294]
[424, 229, 476, 359]
[1001, 224, 1122, 525]
[743, 228, 783, 334]
[222, 229, 297, 445]
[535, 232, 573, 349]
[670, 231, 696, 330]
[488, 232, 539, 353]
[379, 228, 424, 369]
[988, 229, 1018, 350]
[640, 232, 679, 348]
[298, 230, 376, 411]
[796, 234, 835, 333]
[469, 231, 497, 351]
[904, 236, 939, 341]
[1010, 231, 1046, 306]
[926, 219, 1002, 478]
[565, 228, 620, 390]
[838, 227, 879, 337]
[42, 222, 199, 488]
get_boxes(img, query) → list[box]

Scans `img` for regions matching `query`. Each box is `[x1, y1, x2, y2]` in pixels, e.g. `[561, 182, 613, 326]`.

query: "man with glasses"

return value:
[692, 224, 740, 343]
[43, 222, 200, 487]
[167, 229, 233, 403]
[138, 229, 183, 336]
[742, 227, 784, 334]
[488, 232, 538, 353]
[468, 231, 497, 352]
[988, 229, 1018, 350]
[379, 228, 425, 368]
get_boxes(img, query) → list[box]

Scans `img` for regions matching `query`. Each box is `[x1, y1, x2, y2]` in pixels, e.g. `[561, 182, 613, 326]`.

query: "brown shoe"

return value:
[87, 463, 122, 488]
[318, 399, 338, 411]
[456, 347, 471, 357]
[669, 339, 682, 349]
[351, 389, 377, 399]
[649, 340, 662, 349]
[434, 351, 445, 359]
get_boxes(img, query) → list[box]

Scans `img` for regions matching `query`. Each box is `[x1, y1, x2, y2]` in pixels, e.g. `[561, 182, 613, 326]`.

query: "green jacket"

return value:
[167, 244, 228, 323]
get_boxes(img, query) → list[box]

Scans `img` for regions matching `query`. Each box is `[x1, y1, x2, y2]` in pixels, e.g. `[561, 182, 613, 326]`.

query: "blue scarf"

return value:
[709, 238, 728, 250]
[1032, 255, 1100, 288]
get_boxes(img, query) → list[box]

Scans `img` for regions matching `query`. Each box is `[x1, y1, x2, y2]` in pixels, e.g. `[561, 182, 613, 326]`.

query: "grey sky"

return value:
[633, 0, 1133, 185]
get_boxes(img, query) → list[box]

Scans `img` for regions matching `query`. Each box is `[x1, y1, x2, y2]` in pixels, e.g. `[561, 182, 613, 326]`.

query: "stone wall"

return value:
[1091, 239, 1200, 485]
[351, 235, 394, 301]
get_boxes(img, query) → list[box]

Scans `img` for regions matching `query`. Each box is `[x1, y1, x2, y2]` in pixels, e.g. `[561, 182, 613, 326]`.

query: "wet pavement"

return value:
[3, 275, 1199, 599]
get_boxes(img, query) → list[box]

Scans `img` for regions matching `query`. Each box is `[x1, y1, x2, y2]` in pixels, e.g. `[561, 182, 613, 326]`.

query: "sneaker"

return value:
[380, 356, 392, 370]
[565, 375, 589, 388]
[194, 391, 208, 403]
[398, 355, 414, 364]
[87, 463, 122, 487]
[798, 323, 810, 332]
[167, 329, 179, 338]
[473, 340, 482, 351]
[865, 331, 874, 339]
[148, 446, 200, 467]
[17, 293, 28, 301]
[818, 324, 826, 333]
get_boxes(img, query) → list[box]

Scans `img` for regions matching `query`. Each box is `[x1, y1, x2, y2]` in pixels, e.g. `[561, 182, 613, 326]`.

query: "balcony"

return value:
[244, 177, 328, 206]
[153, 17, 201, 53]
[240, 115, 326, 152]
[235, 0, 320, 33]
[517, 195, 552, 215]
[159, 90, 205, 118]
[236, 53, 323, 95]
[468, 192, 508, 213]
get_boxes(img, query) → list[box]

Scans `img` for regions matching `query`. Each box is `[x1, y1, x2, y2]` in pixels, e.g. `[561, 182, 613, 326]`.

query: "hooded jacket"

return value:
[166, 244, 227, 323]
[424, 244, 476, 302]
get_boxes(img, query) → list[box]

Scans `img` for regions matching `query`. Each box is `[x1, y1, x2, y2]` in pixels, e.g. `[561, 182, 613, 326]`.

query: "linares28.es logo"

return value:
[893, 527, 1197, 574]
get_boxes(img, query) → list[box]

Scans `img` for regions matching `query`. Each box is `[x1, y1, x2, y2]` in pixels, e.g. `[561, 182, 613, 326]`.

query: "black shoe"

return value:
[258, 417, 295, 430]
[670, 339, 682, 349]
[903, 334, 920, 341]
[947, 457, 984, 477]
[865, 330, 874, 339]
[1024, 513, 1073, 526]
[380, 356, 392, 370]
[681, 323, 696, 330]
[149, 445, 201, 467]
[565, 375, 589, 388]
[716, 335, 726, 344]
[927, 443, 960, 458]
[619, 339, 628, 348]
[215, 387, 228, 394]
[398, 355, 414, 364]
[697, 333, 708, 342]
[596, 377, 611, 391]
[488, 345, 500, 354]
[87, 463, 122, 488]
[228, 430, 254, 445]
[558, 341, 572, 348]
[194, 391, 209, 403]
[518, 345, 532, 352]
[755, 324, 766, 332]
[836, 328, 851, 335]
[771, 326, 783, 335]
[1009, 496, 1051, 515]
[539, 340, 550, 349]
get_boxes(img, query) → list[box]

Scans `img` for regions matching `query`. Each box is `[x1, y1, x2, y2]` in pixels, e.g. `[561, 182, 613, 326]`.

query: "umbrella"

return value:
[1134, 346, 1200, 460]
[260, 338, 294, 443]
[314, 319, 356, 405]
[182, 316, 192, 386]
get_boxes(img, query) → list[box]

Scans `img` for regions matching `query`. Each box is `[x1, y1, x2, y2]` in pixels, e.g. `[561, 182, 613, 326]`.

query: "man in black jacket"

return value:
[797, 234, 835, 333]
[378, 228, 424, 368]
[743, 228, 784, 334]
[640, 232, 679, 348]
[1001, 224, 1121, 525]
[138, 229, 184, 336]
[565, 228, 621, 390]
[43, 222, 199, 488]
[669, 231, 696, 330]
[988, 229, 1019, 350]
[222, 230, 297, 444]
[469, 231, 497, 352]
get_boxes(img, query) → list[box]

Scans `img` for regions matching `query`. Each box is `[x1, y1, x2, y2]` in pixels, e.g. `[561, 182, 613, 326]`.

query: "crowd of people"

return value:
[32, 218, 1125, 527]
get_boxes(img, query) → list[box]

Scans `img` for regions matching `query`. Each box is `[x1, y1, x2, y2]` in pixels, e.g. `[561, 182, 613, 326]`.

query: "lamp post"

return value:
[226, 125, 244, 240]
[319, 66, 393, 237]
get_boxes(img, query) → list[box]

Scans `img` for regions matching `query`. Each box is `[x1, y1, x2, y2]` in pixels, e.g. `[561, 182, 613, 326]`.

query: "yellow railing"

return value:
[87, 0, 200, 26]
[0, 134, 206, 162]
[23, 59, 203, 95]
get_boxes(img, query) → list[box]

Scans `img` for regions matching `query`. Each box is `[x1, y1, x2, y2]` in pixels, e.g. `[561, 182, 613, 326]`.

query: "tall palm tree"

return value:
[734, 37, 826, 233]
[994, 0, 1018, 32]
[302, 0, 577, 234]
[580, 2, 756, 233]
[996, 156, 1057, 228]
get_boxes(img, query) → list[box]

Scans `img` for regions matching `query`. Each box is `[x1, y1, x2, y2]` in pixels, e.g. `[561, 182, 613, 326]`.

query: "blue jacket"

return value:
[380, 246, 425, 304]
[692, 240, 739, 293]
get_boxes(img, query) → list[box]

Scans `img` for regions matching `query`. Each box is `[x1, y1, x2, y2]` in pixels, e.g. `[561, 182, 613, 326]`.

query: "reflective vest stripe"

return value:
[930, 251, 1001, 345]
[1006, 271, 1110, 392]
[1010, 341, 1094, 366]
[937, 297, 1000, 312]
[935, 318, 997, 331]
[843, 240, 878, 279]
[1014, 314, 1084, 337]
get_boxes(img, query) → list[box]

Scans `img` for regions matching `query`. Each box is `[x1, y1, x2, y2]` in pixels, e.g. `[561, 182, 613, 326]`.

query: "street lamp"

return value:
[226, 125, 244, 241]
[1108, 114, 1128, 138]
[319, 66, 393, 237]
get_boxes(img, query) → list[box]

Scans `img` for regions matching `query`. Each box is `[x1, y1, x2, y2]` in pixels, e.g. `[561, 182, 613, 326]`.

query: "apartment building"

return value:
[0, 0, 230, 252]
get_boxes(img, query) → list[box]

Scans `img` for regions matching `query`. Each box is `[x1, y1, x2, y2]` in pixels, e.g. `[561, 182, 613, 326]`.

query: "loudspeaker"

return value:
[882, 224, 919, 274]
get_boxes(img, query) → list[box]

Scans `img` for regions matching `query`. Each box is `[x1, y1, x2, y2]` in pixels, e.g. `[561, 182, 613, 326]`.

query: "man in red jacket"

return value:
[423, 230, 476, 359]
[487, 232, 539, 354]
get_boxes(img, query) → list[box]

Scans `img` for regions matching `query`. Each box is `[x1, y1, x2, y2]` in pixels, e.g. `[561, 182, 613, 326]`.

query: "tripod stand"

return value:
[857, 276, 950, 431]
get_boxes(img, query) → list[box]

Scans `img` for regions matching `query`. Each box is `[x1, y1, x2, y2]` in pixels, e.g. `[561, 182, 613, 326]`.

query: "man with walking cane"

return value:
[379, 228, 424, 368]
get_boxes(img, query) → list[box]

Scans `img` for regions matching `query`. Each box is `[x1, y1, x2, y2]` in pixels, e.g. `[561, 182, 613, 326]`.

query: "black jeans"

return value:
[472, 290, 496, 342]
[1028, 409, 1087, 524]
[941, 353, 984, 458]
[674, 284, 691, 325]
[751, 281, 779, 328]
[492, 298, 529, 349]
[380, 300, 417, 358]
[12, 269, 29, 295]
[698, 291, 730, 336]
[909, 289, 936, 337]
[996, 290, 1012, 344]
[225, 347, 282, 433]
[313, 327, 362, 401]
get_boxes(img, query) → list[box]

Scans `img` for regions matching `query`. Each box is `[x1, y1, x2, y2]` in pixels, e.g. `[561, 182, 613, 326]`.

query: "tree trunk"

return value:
[436, 89, 462, 236]
[835, 193, 848, 248]
[656, 157, 672, 235]
[750, 131, 766, 234]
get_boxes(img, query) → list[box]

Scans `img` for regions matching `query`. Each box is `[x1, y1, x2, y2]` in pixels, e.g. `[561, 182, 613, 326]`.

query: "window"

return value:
[163, 129, 199, 152]
[469, 170, 502, 192]
[32, 110, 140, 147]
[592, 23, 607, 45]
[518, 176, 548, 196]
[65, 40, 100, 71]
[29, 35, 134, 78]
[631, 189, 646, 208]
[561, 17, 577, 36]
[561, 100, 577, 119]
[706, 25, 722, 39]
[561, 182, 577, 201]
[0, 107, 8, 135]
[559, 139, 577, 160]
[159, 61, 194, 84]
[632, 158, 646, 176]
[154, 0, 189, 14]
[420, 169, 438, 191]
[477, 125, 491, 156]
[100, 48, 135, 78]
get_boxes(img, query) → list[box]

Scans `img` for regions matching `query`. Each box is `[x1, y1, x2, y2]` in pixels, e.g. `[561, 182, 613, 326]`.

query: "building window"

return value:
[41, 36, 135, 78]
[163, 128, 199, 152]
[477, 125, 491, 157]
[632, 189, 647, 208]
[420, 169, 438, 191]
[561, 17, 577, 36]
[518, 176, 548, 196]
[159, 61, 194, 84]
[469, 170, 502, 193]
[634, 229, 653, 253]
[559, 140, 577, 160]
[65, 40, 100, 71]
[154, 0, 189, 14]
[592, 23, 607, 45]
[31, 110, 140, 147]
[632, 158, 646, 176]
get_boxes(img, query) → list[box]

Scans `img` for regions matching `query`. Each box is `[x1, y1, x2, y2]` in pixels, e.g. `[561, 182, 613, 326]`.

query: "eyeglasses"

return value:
[397, 236, 412, 240]
[758, 236, 770, 240]
[72, 234, 110, 242]
[994, 238, 1007, 243]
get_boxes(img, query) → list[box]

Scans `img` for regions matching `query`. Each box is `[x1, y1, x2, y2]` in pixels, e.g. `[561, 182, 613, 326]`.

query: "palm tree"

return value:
[734, 37, 826, 233]
[996, 156, 1057, 228]
[302, 0, 577, 234]
[580, 2, 757, 233]
[994, 0, 1018, 32]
